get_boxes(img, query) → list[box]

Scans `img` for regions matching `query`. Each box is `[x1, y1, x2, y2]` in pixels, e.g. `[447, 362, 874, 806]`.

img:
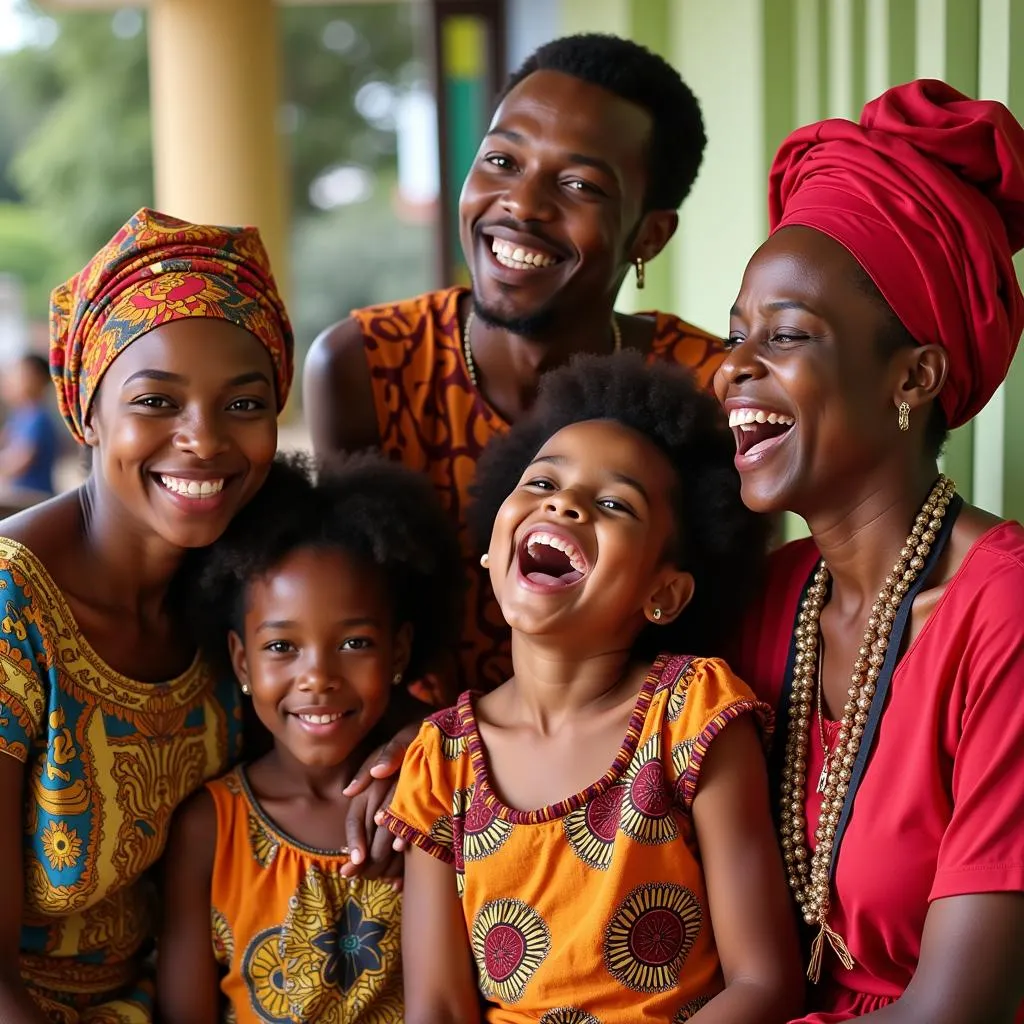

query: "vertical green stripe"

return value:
[888, 0, 916, 83]
[763, 0, 797, 174]
[943, 0, 980, 94]
[1010, 0, 1024, 113]
[851, 0, 868, 109]
[626, 0, 674, 316]
[818, 0, 831, 117]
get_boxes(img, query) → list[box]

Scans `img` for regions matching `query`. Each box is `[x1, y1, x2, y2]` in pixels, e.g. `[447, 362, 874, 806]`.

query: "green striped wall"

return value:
[561, 0, 1024, 524]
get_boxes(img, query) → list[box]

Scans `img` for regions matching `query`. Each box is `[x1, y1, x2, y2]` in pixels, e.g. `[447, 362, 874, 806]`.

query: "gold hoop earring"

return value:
[634, 257, 645, 290]
[898, 401, 910, 432]
[652, 608, 662, 621]
[480, 553, 489, 568]
[392, 672, 403, 687]
[240, 683, 251, 696]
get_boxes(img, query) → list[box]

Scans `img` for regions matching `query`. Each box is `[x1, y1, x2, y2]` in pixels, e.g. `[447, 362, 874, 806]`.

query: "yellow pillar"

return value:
[147, 0, 288, 294]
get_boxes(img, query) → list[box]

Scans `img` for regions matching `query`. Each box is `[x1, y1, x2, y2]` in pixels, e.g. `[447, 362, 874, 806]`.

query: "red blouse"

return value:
[734, 524, 1024, 1022]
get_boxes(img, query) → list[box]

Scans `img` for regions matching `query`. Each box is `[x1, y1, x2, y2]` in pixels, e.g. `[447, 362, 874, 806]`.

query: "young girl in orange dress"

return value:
[155, 454, 461, 1024]
[382, 352, 804, 1023]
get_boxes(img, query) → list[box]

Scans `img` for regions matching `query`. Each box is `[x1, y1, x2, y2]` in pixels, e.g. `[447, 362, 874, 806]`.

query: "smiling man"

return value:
[304, 33, 723, 694]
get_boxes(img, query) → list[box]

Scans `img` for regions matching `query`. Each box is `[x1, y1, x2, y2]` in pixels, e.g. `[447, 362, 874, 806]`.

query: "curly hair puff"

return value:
[467, 352, 769, 659]
[501, 33, 706, 210]
[192, 451, 462, 684]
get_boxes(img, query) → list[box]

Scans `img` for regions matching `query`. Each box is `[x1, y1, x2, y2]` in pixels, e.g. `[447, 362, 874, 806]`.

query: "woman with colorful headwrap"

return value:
[721, 80, 1024, 1022]
[0, 208, 293, 1022]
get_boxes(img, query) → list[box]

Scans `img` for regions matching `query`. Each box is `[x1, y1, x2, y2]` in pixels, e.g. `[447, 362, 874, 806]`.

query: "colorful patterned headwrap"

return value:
[769, 79, 1024, 429]
[50, 208, 294, 443]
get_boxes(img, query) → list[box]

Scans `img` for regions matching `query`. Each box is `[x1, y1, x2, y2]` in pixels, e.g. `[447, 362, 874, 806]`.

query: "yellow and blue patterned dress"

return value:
[0, 539, 240, 1022]
[207, 766, 403, 1023]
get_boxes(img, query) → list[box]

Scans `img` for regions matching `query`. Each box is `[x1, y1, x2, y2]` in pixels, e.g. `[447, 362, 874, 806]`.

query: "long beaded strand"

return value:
[779, 474, 956, 982]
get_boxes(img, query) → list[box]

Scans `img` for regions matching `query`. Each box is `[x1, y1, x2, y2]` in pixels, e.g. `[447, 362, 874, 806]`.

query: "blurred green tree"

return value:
[0, 1, 427, 319]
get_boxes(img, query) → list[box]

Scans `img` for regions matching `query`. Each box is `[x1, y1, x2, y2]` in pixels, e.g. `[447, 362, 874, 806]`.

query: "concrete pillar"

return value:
[147, 0, 289, 294]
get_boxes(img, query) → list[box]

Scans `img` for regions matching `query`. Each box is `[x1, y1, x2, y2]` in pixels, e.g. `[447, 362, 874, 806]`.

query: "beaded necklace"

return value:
[780, 474, 957, 982]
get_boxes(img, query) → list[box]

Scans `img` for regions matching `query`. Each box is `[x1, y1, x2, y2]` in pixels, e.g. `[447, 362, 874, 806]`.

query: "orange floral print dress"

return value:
[353, 288, 725, 695]
[207, 767, 402, 1024]
[382, 654, 772, 1023]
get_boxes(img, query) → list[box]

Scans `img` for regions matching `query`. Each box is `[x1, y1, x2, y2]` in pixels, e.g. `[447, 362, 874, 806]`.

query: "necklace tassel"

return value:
[807, 919, 855, 983]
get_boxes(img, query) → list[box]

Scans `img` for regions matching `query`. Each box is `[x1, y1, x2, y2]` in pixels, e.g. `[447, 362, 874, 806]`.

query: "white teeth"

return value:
[298, 712, 343, 725]
[727, 409, 795, 428]
[159, 475, 225, 498]
[491, 237, 557, 270]
[525, 532, 587, 573]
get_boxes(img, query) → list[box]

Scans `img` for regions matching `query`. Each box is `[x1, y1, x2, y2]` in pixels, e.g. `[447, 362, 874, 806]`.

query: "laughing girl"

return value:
[383, 352, 803, 1024]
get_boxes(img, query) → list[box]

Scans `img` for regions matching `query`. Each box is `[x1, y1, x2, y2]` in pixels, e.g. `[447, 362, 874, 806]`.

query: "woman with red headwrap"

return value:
[720, 80, 1024, 1022]
[0, 208, 293, 1021]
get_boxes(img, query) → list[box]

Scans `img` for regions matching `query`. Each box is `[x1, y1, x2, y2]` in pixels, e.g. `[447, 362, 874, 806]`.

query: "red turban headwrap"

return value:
[769, 79, 1024, 429]
[50, 208, 294, 444]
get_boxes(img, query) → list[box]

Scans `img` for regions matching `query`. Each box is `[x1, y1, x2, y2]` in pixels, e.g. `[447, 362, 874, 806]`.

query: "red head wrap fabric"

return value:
[50, 208, 294, 444]
[769, 79, 1024, 429]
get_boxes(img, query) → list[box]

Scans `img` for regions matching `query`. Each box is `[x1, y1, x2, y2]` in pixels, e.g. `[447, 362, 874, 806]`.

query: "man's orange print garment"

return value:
[354, 288, 725, 694]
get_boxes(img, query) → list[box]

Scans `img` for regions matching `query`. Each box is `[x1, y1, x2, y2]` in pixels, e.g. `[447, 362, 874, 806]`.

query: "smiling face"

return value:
[459, 70, 677, 335]
[487, 419, 693, 648]
[716, 226, 920, 515]
[230, 547, 410, 771]
[84, 318, 279, 550]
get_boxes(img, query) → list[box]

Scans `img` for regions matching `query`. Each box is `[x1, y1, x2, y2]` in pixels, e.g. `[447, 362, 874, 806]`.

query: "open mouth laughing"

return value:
[517, 528, 589, 589]
[728, 407, 795, 461]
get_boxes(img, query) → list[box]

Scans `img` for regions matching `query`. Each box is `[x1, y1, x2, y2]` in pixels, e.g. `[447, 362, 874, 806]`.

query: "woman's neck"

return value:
[77, 476, 186, 620]
[804, 461, 941, 616]
[506, 632, 638, 733]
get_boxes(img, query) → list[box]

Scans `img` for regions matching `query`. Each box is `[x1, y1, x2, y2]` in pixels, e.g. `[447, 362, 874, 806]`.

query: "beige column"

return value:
[147, 0, 289, 295]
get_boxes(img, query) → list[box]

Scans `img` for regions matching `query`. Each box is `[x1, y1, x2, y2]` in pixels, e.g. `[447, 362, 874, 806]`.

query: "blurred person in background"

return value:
[0, 353, 58, 498]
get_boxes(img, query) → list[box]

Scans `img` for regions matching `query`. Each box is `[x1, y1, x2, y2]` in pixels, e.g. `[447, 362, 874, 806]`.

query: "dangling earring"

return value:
[240, 683, 251, 696]
[898, 401, 910, 432]
[652, 608, 662, 621]
[392, 672, 403, 687]
[634, 257, 645, 290]
[480, 553, 489, 568]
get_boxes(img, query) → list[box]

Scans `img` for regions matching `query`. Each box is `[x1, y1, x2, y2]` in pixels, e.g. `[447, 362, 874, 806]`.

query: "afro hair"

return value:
[468, 351, 768, 659]
[192, 451, 463, 685]
[502, 33, 706, 210]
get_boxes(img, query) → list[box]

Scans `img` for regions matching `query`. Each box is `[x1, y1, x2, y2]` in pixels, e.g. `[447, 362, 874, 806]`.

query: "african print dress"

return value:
[207, 767, 402, 1023]
[354, 288, 725, 694]
[0, 539, 239, 1022]
[383, 654, 771, 1023]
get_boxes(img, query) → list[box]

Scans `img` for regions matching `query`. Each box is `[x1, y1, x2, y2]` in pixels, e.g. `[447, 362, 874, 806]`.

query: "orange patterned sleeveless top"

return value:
[353, 287, 725, 695]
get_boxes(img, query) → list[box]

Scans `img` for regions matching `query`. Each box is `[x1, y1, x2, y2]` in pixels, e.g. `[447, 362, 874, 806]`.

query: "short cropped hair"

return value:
[502, 33, 706, 211]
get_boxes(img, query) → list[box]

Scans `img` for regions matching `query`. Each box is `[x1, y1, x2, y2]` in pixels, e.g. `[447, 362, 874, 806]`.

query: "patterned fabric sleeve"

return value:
[381, 718, 458, 864]
[666, 656, 774, 812]
[0, 559, 49, 763]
